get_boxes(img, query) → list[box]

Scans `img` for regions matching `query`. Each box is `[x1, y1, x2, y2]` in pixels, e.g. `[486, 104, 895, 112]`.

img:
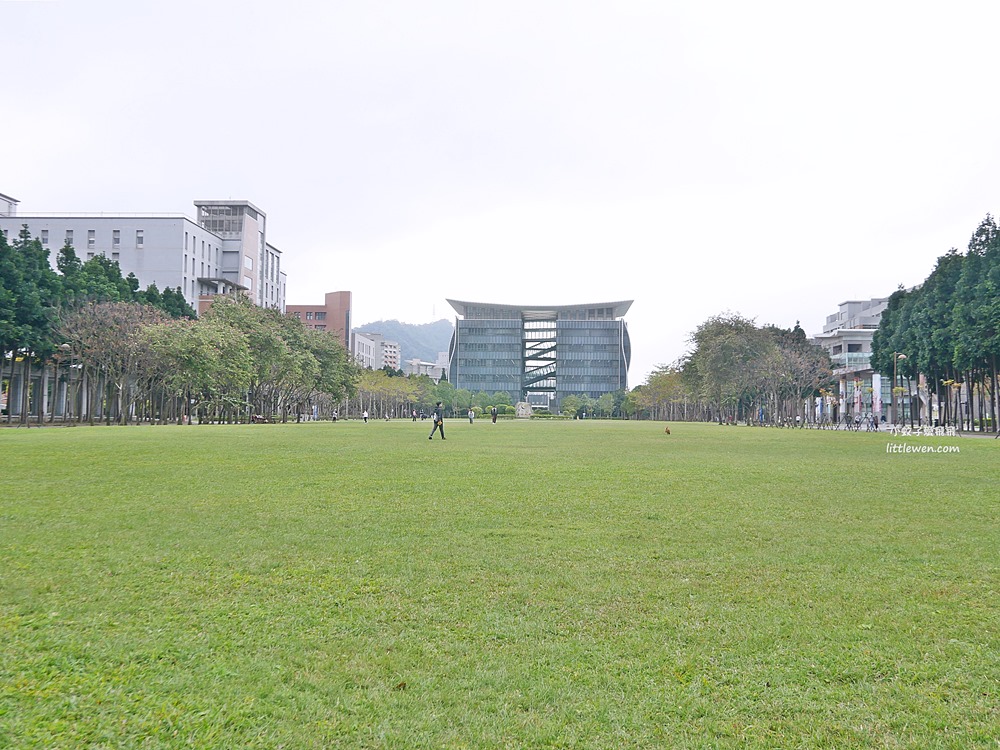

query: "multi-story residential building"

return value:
[351, 331, 400, 370]
[811, 297, 912, 423]
[381, 340, 400, 371]
[0, 197, 286, 314]
[286, 291, 353, 351]
[447, 299, 632, 411]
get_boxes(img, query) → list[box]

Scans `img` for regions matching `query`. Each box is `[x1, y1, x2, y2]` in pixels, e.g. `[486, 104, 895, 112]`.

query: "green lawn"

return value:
[1, 420, 997, 748]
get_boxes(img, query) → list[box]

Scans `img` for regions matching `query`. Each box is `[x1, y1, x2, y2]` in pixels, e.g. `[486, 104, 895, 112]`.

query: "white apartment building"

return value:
[811, 297, 895, 423]
[0, 197, 286, 314]
[403, 352, 449, 382]
[381, 340, 400, 370]
[352, 331, 400, 370]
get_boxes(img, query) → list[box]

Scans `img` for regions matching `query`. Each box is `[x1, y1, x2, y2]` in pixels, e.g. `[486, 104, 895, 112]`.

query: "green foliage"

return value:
[671, 314, 831, 424]
[453, 388, 473, 410]
[559, 394, 581, 417]
[432, 379, 456, 414]
[4, 225, 62, 354]
[870, 213, 1000, 429]
[51, 295, 356, 423]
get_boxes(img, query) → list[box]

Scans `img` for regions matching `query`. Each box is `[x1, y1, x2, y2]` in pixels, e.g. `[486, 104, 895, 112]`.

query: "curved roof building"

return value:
[447, 299, 633, 411]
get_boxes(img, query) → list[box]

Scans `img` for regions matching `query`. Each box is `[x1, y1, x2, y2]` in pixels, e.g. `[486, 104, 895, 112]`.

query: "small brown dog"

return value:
[664, 425, 671, 434]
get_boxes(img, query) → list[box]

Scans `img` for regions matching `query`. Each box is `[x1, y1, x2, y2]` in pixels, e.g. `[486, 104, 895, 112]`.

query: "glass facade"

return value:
[448, 300, 632, 410]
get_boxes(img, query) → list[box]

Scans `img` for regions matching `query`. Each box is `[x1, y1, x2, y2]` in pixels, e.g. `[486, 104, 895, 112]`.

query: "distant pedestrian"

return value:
[411, 409, 417, 422]
[468, 408, 475, 424]
[491, 405, 498, 424]
[428, 402, 445, 440]
[363, 410, 369, 423]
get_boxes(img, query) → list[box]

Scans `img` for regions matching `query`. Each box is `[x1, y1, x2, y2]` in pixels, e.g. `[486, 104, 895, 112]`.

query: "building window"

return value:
[65, 229, 73, 245]
[136, 230, 144, 247]
[87, 252, 94, 260]
[847, 343, 863, 353]
[315, 325, 326, 330]
[315, 312, 326, 320]
[112, 229, 120, 248]
[832, 345, 843, 355]
[41, 229, 49, 245]
[306, 312, 314, 320]
[112, 252, 120, 261]
[87, 230, 96, 249]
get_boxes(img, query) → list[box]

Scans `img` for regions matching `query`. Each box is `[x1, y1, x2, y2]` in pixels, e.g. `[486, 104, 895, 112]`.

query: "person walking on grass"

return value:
[428, 402, 446, 440]
[491, 405, 498, 424]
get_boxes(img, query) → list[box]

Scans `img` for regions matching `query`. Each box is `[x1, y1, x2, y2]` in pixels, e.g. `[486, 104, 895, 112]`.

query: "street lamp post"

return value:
[893, 352, 907, 425]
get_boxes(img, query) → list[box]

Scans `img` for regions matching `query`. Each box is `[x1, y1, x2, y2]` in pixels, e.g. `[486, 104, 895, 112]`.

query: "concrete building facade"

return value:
[351, 330, 400, 371]
[0, 197, 286, 314]
[811, 297, 907, 424]
[286, 291, 353, 351]
[447, 300, 632, 411]
[403, 352, 449, 382]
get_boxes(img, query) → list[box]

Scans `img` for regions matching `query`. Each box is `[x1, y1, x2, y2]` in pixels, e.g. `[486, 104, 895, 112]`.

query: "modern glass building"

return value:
[447, 300, 633, 411]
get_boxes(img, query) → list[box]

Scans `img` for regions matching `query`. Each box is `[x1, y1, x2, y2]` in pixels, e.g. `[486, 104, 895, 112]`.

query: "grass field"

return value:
[1, 419, 997, 748]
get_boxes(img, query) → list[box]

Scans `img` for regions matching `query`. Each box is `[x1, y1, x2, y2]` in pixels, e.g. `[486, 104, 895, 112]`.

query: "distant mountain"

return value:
[354, 319, 454, 366]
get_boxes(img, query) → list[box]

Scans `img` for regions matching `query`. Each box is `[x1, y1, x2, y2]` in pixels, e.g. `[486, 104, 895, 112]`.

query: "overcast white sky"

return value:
[6, 1, 1000, 382]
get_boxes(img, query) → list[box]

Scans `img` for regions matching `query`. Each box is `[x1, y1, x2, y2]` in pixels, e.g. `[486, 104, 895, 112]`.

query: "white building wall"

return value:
[0, 215, 206, 303]
[353, 331, 381, 369]
[1, 199, 287, 313]
[403, 357, 447, 381]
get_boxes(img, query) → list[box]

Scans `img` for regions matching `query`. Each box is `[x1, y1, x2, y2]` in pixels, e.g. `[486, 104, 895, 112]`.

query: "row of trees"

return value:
[633, 315, 833, 425]
[2, 226, 203, 424]
[871, 215, 1000, 430]
[8, 214, 1000, 429]
[55, 296, 357, 425]
[350, 368, 522, 419]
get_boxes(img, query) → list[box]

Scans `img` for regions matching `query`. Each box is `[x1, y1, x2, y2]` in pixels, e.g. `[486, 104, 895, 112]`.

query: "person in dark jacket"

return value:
[428, 402, 446, 440]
